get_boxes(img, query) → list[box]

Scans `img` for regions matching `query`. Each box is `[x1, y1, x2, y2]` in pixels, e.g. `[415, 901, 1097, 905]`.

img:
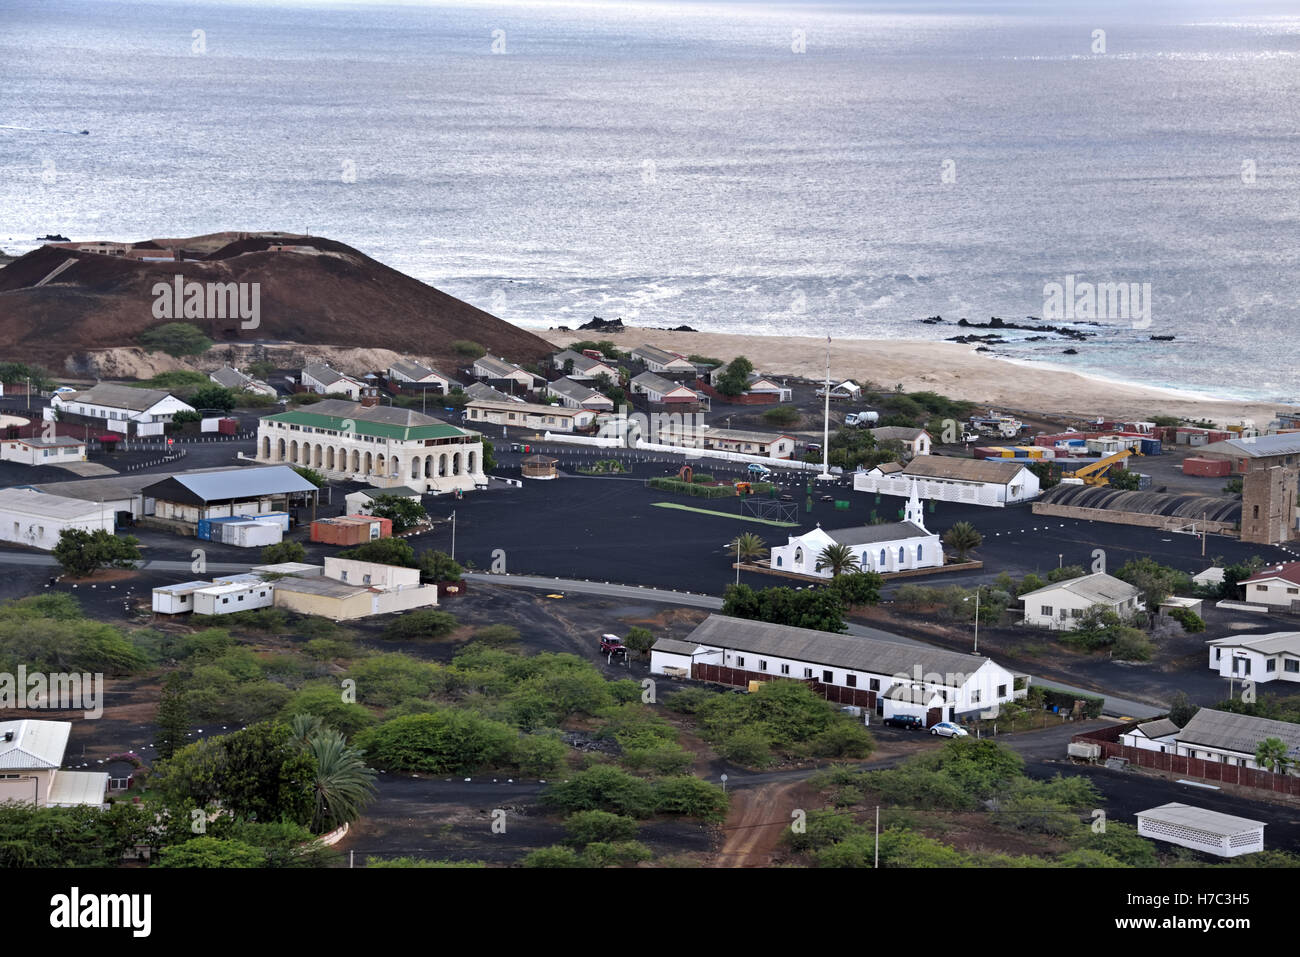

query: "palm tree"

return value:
[815, 543, 861, 577]
[1255, 737, 1290, 777]
[943, 521, 982, 562]
[728, 532, 769, 564]
[289, 713, 326, 750]
[306, 728, 378, 834]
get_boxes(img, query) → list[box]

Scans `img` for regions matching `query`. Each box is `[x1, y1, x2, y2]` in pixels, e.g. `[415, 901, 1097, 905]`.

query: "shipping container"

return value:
[240, 510, 290, 531]
[1183, 457, 1232, 477]
[201, 417, 223, 433]
[197, 515, 243, 541]
[218, 520, 283, 548]
[218, 417, 239, 436]
[310, 515, 393, 546]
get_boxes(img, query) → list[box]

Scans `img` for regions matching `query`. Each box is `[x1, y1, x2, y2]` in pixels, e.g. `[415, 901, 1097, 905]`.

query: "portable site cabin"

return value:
[151, 581, 212, 615]
[1135, 803, 1264, 858]
[192, 579, 275, 616]
[217, 519, 283, 548]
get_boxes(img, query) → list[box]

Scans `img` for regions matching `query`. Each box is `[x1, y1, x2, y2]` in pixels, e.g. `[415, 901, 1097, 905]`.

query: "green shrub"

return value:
[512, 733, 568, 776]
[581, 841, 653, 867]
[786, 809, 859, 852]
[1168, 607, 1205, 633]
[138, 322, 212, 357]
[563, 810, 640, 846]
[652, 776, 729, 822]
[542, 766, 658, 819]
[521, 845, 582, 868]
[380, 610, 459, 641]
[717, 727, 772, 767]
[451, 340, 487, 359]
[356, 710, 516, 774]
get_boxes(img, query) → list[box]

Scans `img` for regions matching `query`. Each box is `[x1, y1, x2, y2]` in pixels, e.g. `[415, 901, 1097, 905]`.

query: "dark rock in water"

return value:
[667, 324, 696, 332]
[579, 316, 624, 332]
[957, 315, 1091, 340]
[919, 315, 945, 324]
[38, 234, 70, 242]
[1025, 336, 1048, 342]
[1149, 335, 1175, 341]
[1063, 348, 1078, 355]
[947, 334, 1006, 345]
[975, 346, 992, 352]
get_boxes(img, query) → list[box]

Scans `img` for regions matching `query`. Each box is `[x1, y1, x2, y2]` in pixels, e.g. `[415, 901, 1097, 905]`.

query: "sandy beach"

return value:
[543, 327, 1289, 427]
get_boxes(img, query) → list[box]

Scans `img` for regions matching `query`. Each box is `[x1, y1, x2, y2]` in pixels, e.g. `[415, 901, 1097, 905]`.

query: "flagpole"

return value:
[819, 336, 832, 481]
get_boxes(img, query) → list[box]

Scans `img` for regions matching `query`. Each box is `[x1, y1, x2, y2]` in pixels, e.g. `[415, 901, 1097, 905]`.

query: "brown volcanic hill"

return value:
[0, 234, 553, 372]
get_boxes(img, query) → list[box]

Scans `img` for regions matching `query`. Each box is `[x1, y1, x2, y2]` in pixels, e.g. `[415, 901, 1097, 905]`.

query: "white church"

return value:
[770, 486, 944, 577]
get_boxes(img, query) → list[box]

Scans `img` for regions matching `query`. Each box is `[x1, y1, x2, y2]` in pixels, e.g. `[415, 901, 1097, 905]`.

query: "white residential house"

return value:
[256, 399, 487, 493]
[545, 376, 615, 412]
[855, 456, 1040, 506]
[300, 362, 365, 400]
[472, 356, 539, 392]
[0, 488, 116, 550]
[550, 349, 619, 383]
[745, 375, 793, 402]
[1193, 566, 1227, 589]
[209, 366, 277, 398]
[387, 359, 456, 392]
[0, 720, 109, 808]
[1172, 708, 1300, 773]
[465, 398, 595, 433]
[1207, 632, 1300, 685]
[1018, 572, 1143, 630]
[1237, 563, 1300, 610]
[1120, 718, 1180, 753]
[870, 427, 932, 458]
[630, 345, 696, 376]
[49, 383, 195, 437]
[0, 435, 86, 466]
[769, 487, 942, 576]
[649, 614, 1022, 725]
[657, 424, 795, 459]
[630, 371, 701, 405]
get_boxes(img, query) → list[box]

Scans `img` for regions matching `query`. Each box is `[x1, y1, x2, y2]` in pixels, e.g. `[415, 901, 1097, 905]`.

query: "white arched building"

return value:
[770, 487, 943, 577]
[255, 399, 487, 494]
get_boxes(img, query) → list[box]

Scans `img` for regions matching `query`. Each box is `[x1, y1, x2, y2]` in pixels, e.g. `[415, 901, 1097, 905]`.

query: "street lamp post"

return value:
[450, 510, 457, 561]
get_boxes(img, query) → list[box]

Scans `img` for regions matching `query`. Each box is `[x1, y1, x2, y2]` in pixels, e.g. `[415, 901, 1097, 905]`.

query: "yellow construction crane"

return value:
[1063, 448, 1135, 486]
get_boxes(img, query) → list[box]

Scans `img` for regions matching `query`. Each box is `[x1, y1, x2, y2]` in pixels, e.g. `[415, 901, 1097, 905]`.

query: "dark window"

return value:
[869, 678, 880, 692]
[759, 659, 768, 672]
[846, 675, 857, 688]
[997, 684, 1007, 697]
[822, 670, 833, 684]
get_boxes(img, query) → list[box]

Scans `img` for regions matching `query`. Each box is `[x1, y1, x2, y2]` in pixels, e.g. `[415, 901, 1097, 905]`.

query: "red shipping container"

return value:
[310, 515, 393, 545]
[1183, 457, 1231, 477]
[218, 417, 238, 435]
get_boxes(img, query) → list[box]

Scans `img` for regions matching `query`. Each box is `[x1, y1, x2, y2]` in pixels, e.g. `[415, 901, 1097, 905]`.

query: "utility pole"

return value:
[874, 806, 880, 868]
[450, 510, 456, 560]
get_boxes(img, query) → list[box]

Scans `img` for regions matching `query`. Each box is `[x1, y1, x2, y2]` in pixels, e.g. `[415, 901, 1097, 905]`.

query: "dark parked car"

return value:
[882, 715, 925, 731]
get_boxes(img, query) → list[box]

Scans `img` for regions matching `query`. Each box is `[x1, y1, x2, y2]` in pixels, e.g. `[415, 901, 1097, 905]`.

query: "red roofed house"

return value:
[1240, 562, 1300, 611]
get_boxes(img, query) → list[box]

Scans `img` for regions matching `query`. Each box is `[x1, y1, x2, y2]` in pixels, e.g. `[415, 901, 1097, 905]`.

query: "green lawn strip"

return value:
[650, 502, 798, 527]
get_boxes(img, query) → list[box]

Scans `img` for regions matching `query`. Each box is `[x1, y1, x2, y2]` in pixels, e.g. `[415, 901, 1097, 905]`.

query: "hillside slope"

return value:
[0, 233, 552, 372]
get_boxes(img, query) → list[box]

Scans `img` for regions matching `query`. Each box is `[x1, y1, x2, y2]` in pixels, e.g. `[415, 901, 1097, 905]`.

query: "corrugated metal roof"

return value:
[650, 637, 701, 656]
[1018, 572, 1140, 604]
[59, 382, 182, 413]
[1134, 718, 1179, 738]
[1038, 483, 1242, 523]
[632, 371, 694, 396]
[1176, 708, 1300, 758]
[632, 344, 690, 365]
[703, 427, 794, 445]
[0, 719, 69, 770]
[902, 455, 1028, 484]
[0, 487, 105, 520]
[46, 770, 109, 807]
[1199, 433, 1300, 459]
[828, 521, 930, 546]
[1242, 562, 1300, 587]
[547, 377, 603, 402]
[871, 427, 927, 442]
[674, 614, 994, 682]
[1136, 802, 1264, 836]
[1207, 631, 1300, 654]
[143, 465, 317, 503]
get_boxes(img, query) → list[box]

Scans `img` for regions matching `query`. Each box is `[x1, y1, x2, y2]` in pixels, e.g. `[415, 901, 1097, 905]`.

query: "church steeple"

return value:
[905, 483, 925, 529]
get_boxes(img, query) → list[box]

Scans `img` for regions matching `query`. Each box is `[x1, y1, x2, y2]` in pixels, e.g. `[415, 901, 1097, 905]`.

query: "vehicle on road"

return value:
[844, 411, 878, 427]
[882, 715, 925, 731]
[747, 463, 772, 478]
[930, 721, 969, 738]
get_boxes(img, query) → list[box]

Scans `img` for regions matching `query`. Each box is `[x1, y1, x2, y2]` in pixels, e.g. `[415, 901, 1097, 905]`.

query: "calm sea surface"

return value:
[2, 0, 1298, 400]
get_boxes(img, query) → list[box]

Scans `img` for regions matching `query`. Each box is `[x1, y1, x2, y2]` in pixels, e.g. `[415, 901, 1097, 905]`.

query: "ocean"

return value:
[2, 0, 1298, 401]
